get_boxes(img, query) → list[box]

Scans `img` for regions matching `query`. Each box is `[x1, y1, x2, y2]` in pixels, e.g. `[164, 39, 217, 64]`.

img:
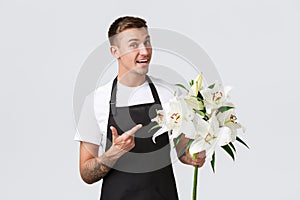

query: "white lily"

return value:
[216, 108, 245, 143]
[151, 109, 166, 126]
[189, 113, 223, 158]
[152, 96, 196, 143]
[188, 73, 203, 97]
[200, 81, 231, 114]
[184, 96, 204, 111]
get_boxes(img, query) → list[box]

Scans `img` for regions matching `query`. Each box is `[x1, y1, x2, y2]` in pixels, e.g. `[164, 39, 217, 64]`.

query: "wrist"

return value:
[101, 150, 118, 168]
[105, 146, 123, 161]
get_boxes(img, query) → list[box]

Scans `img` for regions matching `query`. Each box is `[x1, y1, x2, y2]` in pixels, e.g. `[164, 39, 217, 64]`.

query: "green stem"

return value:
[192, 165, 198, 200]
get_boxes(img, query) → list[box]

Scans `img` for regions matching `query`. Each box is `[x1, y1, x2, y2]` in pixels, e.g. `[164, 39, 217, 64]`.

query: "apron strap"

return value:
[109, 75, 161, 116]
[109, 76, 118, 116]
[146, 75, 162, 105]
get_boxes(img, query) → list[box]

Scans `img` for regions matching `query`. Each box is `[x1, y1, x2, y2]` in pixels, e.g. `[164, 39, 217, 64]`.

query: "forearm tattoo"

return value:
[82, 154, 116, 183]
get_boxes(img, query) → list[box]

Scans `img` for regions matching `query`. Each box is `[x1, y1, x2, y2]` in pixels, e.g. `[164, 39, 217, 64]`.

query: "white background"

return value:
[1, 0, 299, 199]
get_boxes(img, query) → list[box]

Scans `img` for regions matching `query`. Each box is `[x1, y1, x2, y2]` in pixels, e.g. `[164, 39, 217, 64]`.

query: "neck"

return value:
[117, 72, 146, 87]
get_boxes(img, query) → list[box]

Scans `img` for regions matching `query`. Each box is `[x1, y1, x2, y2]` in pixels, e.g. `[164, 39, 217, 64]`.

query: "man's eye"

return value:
[130, 43, 138, 48]
[144, 40, 151, 46]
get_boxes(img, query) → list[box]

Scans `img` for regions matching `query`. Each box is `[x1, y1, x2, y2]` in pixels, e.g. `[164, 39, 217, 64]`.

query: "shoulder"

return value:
[94, 79, 114, 96]
[93, 79, 114, 113]
[149, 76, 175, 89]
[93, 79, 113, 101]
[148, 75, 182, 103]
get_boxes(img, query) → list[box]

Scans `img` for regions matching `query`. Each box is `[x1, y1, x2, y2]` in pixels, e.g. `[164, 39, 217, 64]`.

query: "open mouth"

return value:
[136, 59, 148, 64]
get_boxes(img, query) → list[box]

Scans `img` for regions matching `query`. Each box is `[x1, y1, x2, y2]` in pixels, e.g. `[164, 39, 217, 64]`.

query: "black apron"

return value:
[100, 76, 179, 200]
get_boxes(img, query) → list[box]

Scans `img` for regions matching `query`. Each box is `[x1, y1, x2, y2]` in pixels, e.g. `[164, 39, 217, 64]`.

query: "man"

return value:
[75, 16, 206, 200]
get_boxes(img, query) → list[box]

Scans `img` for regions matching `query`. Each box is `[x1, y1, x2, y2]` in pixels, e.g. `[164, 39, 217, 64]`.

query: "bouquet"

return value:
[151, 73, 249, 200]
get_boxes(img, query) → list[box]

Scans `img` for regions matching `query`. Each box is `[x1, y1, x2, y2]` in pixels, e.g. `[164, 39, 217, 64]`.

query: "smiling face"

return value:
[110, 27, 152, 78]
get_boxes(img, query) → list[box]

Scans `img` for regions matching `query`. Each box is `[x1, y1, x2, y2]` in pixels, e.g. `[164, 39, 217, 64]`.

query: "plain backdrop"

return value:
[1, 0, 299, 199]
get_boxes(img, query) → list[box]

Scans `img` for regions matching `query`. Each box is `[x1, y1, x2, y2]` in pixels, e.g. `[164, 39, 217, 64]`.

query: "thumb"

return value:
[198, 150, 206, 159]
[110, 126, 119, 142]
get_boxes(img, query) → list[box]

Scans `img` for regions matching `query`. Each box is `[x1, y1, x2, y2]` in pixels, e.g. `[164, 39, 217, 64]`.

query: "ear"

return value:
[110, 46, 120, 59]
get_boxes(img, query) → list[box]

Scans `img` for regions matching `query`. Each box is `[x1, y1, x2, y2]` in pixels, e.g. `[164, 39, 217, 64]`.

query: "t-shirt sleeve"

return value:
[74, 92, 103, 146]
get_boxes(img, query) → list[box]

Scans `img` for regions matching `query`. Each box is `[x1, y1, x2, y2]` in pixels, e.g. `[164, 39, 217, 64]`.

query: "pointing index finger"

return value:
[125, 124, 143, 137]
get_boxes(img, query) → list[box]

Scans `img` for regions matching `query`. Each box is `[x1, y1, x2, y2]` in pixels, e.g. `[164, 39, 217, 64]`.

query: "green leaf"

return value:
[176, 138, 193, 157]
[189, 80, 194, 86]
[196, 96, 204, 102]
[208, 83, 215, 89]
[236, 136, 250, 149]
[221, 144, 235, 161]
[148, 124, 161, 133]
[195, 109, 206, 117]
[210, 151, 216, 173]
[174, 133, 183, 147]
[194, 110, 209, 121]
[185, 139, 194, 152]
[197, 91, 204, 100]
[175, 83, 189, 92]
[218, 106, 235, 113]
[229, 142, 236, 152]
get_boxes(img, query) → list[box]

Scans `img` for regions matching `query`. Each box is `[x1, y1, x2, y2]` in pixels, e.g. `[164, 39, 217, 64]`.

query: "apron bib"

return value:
[100, 76, 179, 200]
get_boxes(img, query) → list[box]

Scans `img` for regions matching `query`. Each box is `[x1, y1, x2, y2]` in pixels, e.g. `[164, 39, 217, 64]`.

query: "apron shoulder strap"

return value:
[109, 76, 118, 115]
[110, 76, 162, 116]
[146, 75, 161, 105]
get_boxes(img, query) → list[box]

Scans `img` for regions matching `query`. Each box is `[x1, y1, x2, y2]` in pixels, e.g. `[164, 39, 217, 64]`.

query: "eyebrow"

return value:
[128, 35, 150, 43]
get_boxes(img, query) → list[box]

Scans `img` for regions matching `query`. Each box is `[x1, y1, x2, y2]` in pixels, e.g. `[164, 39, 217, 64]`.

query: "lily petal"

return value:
[224, 86, 232, 98]
[180, 120, 197, 139]
[189, 137, 206, 155]
[152, 127, 168, 143]
[218, 126, 232, 146]
[193, 114, 210, 137]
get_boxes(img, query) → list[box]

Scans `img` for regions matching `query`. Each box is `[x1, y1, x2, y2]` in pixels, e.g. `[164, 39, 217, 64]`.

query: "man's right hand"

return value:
[106, 124, 143, 160]
[79, 124, 143, 184]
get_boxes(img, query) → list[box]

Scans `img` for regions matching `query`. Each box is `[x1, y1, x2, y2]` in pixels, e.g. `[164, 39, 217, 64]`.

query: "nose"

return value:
[139, 45, 150, 55]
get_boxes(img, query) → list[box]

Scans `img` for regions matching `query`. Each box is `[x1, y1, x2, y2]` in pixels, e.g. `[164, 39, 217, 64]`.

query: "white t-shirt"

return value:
[74, 76, 182, 155]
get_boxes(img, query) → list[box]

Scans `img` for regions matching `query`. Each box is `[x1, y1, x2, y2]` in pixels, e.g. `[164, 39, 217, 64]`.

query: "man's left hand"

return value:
[179, 150, 206, 168]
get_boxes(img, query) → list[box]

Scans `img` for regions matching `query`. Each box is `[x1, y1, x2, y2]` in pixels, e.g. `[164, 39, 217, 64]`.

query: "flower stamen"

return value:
[212, 91, 223, 104]
[170, 113, 181, 124]
[204, 132, 217, 144]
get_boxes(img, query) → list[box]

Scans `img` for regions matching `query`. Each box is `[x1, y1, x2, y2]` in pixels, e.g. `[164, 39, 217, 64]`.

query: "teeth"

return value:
[136, 59, 148, 63]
